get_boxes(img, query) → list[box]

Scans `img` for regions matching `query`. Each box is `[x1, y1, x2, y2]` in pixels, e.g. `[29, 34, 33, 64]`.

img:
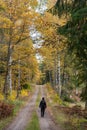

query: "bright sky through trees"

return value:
[29, 0, 47, 61]
[36, 0, 47, 14]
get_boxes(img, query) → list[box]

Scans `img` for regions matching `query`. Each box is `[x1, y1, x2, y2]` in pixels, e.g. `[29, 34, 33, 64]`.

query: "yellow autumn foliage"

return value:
[8, 91, 17, 101]
[0, 93, 4, 100]
[8, 90, 29, 101]
[46, 83, 62, 105]
[21, 90, 28, 97]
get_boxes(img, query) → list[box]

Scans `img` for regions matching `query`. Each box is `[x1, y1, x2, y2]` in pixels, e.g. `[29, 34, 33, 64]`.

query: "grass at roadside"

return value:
[52, 106, 87, 130]
[0, 85, 35, 129]
[0, 117, 12, 130]
[26, 111, 40, 130]
[12, 99, 25, 116]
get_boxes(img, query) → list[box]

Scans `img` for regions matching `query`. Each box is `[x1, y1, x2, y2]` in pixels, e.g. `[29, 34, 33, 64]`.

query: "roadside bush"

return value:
[0, 93, 4, 100]
[53, 94, 63, 104]
[21, 90, 28, 97]
[8, 90, 16, 101]
[22, 83, 31, 90]
[61, 90, 75, 103]
[46, 83, 63, 105]
[0, 102, 14, 119]
[62, 94, 75, 103]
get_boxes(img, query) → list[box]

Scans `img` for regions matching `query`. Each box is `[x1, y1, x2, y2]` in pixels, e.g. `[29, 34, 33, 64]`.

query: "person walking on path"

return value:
[39, 97, 47, 117]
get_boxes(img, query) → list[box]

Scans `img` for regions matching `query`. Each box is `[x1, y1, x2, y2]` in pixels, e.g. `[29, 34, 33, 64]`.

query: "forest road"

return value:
[3, 85, 62, 130]
[3, 85, 39, 130]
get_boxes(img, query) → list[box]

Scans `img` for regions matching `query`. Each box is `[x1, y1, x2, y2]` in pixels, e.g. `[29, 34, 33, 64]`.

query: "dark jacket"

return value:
[39, 100, 47, 109]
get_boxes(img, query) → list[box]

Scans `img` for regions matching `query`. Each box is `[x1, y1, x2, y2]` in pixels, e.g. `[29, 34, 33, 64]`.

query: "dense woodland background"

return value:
[0, 0, 87, 128]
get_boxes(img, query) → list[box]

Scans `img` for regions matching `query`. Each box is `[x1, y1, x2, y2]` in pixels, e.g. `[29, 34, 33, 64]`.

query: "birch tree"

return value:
[0, 0, 38, 98]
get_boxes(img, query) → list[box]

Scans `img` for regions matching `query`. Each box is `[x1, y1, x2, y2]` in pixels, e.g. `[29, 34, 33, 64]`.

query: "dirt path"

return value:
[3, 85, 62, 130]
[37, 85, 62, 130]
[3, 85, 39, 130]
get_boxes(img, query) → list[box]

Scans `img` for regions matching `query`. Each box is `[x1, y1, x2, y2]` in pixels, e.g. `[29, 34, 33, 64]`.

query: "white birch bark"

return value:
[3, 43, 13, 97]
[58, 54, 61, 97]
[16, 57, 21, 98]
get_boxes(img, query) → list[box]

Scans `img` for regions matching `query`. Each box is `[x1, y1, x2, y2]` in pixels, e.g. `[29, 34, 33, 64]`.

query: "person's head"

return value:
[42, 97, 44, 100]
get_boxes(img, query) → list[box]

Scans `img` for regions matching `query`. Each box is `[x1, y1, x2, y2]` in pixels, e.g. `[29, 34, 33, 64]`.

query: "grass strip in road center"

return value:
[26, 111, 40, 130]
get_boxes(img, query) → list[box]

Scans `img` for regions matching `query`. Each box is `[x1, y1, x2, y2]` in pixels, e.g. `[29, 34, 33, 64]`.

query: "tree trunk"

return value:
[49, 71, 51, 83]
[85, 85, 87, 110]
[53, 57, 58, 90]
[76, 88, 78, 95]
[16, 58, 21, 98]
[3, 42, 13, 99]
[85, 100, 87, 110]
[58, 54, 61, 97]
[62, 61, 66, 86]
[9, 55, 12, 94]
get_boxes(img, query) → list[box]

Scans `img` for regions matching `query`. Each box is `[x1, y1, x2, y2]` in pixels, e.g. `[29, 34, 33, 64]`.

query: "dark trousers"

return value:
[41, 108, 45, 117]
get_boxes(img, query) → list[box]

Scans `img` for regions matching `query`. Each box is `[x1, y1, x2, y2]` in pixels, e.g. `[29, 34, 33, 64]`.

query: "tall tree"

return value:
[0, 0, 37, 98]
[51, 0, 87, 109]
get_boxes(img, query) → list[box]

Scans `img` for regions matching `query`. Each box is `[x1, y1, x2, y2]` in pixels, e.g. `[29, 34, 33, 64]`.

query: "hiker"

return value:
[39, 97, 47, 117]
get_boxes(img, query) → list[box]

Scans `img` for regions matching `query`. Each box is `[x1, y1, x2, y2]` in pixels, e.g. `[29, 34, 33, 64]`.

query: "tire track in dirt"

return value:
[37, 85, 62, 130]
[3, 85, 39, 130]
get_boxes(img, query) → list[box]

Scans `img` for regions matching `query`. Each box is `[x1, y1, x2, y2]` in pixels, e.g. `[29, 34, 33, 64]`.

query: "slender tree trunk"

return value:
[55, 56, 58, 88]
[16, 58, 21, 98]
[85, 85, 87, 110]
[58, 54, 61, 97]
[76, 88, 78, 95]
[9, 55, 12, 94]
[85, 100, 87, 110]
[13, 79, 16, 90]
[53, 58, 56, 87]
[62, 61, 66, 86]
[53, 57, 58, 90]
[49, 70, 52, 85]
[3, 42, 13, 99]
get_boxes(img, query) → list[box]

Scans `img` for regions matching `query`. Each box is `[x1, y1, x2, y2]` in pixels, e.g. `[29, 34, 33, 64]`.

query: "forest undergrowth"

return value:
[46, 83, 87, 130]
